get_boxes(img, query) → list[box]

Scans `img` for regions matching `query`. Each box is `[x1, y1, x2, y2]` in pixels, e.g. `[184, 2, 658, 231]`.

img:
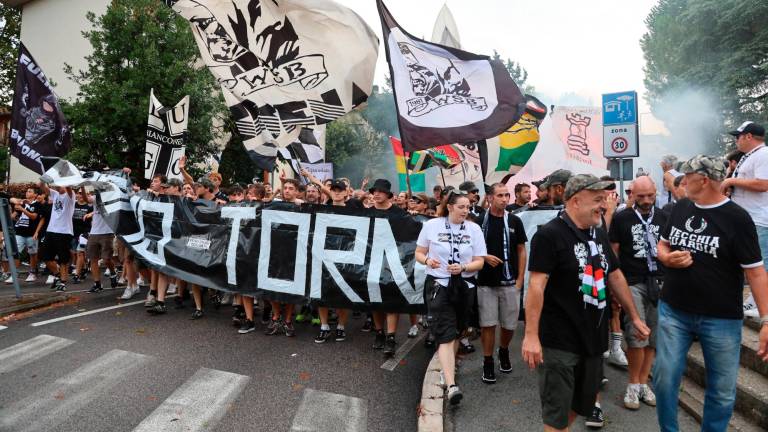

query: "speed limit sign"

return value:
[603, 125, 638, 158]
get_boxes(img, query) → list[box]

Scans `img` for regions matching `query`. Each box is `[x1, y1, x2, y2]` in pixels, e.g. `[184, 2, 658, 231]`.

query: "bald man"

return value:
[608, 175, 668, 410]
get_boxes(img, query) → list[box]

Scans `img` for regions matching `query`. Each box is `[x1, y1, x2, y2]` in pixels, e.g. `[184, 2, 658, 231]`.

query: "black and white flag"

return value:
[144, 89, 189, 180]
[277, 127, 325, 164]
[165, 0, 378, 153]
[377, 0, 526, 153]
[9, 43, 72, 174]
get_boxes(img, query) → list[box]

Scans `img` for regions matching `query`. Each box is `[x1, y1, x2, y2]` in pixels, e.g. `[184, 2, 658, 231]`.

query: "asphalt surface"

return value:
[0, 276, 432, 432]
[445, 329, 702, 432]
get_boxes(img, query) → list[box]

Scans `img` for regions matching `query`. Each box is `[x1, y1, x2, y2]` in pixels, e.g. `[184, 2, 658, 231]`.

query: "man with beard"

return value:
[608, 176, 667, 410]
[507, 183, 531, 211]
[544, 169, 572, 206]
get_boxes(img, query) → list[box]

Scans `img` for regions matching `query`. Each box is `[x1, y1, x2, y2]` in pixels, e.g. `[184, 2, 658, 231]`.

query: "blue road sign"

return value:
[602, 91, 637, 125]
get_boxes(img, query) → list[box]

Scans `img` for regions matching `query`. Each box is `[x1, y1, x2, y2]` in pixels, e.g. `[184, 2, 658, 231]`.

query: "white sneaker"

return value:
[408, 325, 419, 338]
[608, 348, 629, 367]
[639, 384, 657, 406]
[25, 273, 37, 282]
[120, 286, 136, 300]
[117, 276, 126, 285]
[104, 268, 111, 277]
[602, 350, 609, 359]
[137, 276, 147, 286]
[624, 384, 640, 410]
[46, 275, 55, 285]
[167, 283, 177, 295]
[4, 275, 13, 284]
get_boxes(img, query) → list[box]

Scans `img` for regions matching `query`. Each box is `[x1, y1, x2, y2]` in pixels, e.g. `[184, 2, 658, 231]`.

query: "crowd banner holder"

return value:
[0, 198, 21, 298]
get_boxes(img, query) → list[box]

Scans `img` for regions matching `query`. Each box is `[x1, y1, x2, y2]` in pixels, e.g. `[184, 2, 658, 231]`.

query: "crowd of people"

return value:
[2, 122, 768, 432]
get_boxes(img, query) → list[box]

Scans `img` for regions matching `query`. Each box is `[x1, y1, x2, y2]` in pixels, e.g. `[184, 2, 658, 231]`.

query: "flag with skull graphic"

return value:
[377, 0, 526, 153]
[164, 0, 378, 153]
[144, 89, 189, 181]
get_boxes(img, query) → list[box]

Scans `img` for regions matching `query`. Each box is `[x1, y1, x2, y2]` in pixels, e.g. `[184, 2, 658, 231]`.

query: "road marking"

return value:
[132, 368, 250, 432]
[0, 334, 75, 373]
[380, 331, 427, 371]
[290, 388, 367, 432]
[0, 325, 7, 330]
[0, 349, 150, 432]
[29, 295, 176, 327]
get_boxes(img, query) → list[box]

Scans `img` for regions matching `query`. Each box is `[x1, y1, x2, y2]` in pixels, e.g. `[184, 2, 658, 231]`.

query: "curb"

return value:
[0, 294, 70, 317]
[418, 352, 444, 432]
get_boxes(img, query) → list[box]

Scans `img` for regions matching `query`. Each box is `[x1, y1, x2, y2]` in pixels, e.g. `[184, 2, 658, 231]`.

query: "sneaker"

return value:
[148, 303, 167, 315]
[48, 275, 60, 290]
[639, 384, 657, 407]
[408, 325, 419, 338]
[315, 329, 331, 343]
[46, 274, 56, 285]
[458, 340, 475, 354]
[372, 330, 385, 350]
[601, 375, 609, 389]
[284, 321, 296, 337]
[265, 319, 281, 335]
[608, 348, 629, 367]
[498, 347, 512, 373]
[602, 350, 609, 359]
[232, 310, 246, 327]
[334, 328, 346, 342]
[117, 276, 126, 286]
[55, 282, 66, 292]
[383, 335, 397, 357]
[447, 385, 463, 405]
[624, 385, 640, 410]
[87, 283, 103, 294]
[25, 273, 37, 282]
[119, 286, 136, 300]
[71, 274, 81, 284]
[144, 297, 157, 308]
[361, 318, 373, 332]
[482, 359, 496, 384]
[220, 293, 232, 305]
[238, 319, 256, 334]
[4, 275, 13, 284]
[190, 309, 204, 320]
[166, 283, 177, 295]
[260, 308, 271, 325]
[585, 405, 605, 428]
[137, 276, 147, 286]
[109, 275, 119, 288]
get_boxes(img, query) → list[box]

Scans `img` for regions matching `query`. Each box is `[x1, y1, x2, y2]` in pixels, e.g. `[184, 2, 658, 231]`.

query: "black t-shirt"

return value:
[72, 202, 93, 237]
[214, 190, 229, 202]
[478, 212, 527, 286]
[529, 217, 620, 356]
[661, 198, 762, 319]
[37, 202, 51, 237]
[14, 201, 41, 237]
[608, 207, 668, 284]
[467, 205, 485, 224]
[506, 203, 525, 212]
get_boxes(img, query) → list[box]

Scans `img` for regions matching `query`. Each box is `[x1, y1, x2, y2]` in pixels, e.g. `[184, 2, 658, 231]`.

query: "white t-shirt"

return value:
[416, 217, 487, 286]
[90, 210, 113, 235]
[732, 146, 768, 227]
[46, 189, 75, 235]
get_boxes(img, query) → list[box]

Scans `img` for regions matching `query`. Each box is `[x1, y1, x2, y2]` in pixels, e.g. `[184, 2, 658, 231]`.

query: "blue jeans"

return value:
[757, 225, 768, 272]
[653, 302, 742, 432]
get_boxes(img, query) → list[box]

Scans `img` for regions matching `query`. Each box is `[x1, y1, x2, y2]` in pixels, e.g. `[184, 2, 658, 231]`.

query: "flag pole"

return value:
[439, 168, 447, 187]
[403, 152, 413, 197]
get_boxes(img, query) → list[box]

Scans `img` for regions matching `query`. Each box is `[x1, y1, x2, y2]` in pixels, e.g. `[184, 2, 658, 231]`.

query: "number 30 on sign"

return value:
[603, 124, 638, 158]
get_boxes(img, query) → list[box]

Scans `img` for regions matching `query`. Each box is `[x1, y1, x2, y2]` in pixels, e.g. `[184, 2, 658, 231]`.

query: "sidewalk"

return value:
[0, 272, 73, 317]
[443, 328, 702, 432]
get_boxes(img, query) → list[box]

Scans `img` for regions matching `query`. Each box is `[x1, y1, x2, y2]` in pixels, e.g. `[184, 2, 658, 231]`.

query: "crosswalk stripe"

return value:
[380, 331, 427, 371]
[132, 368, 250, 432]
[0, 334, 75, 374]
[0, 349, 151, 432]
[290, 388, 367, 432]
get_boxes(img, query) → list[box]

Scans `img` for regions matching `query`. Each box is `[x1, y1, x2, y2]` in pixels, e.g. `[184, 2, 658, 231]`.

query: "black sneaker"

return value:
[383, 334, 397, 357]
[458, 340, 475, 354]
[482, 359, 497, 384]
[447, 385, 463, 405]
[334, 328, 346, 342]
[49, 275, 60, 290]
[585, 406, 605, 429]
[87, 283, 103, 294]
[148, 303, 167, 315]
[372, 330, 385, 350]
[499, 347, 512, 373]
[265, 319, 281, 335]
[315, 329, 331, 343]
[362, 318, 373, 332]
[71, 274, 81, 284]
[190, 309, 204, 320]
[284, 321, 296, 337]
[110, 275, 119, 288]
[55, 282, 66, 292]
[232, 309, 246, 327]
[238, 319, 256, 334]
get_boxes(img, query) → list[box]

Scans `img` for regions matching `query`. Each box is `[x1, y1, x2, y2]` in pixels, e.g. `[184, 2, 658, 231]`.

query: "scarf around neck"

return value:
[561, 212, 607, 310]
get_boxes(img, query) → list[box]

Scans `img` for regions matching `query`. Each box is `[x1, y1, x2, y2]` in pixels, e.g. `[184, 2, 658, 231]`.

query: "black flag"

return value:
[9, 44, 71, 174]
[377, 0, 526, 153]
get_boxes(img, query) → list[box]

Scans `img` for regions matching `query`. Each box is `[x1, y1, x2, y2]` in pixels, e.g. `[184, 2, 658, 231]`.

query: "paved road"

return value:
[0, 280, 432, 432]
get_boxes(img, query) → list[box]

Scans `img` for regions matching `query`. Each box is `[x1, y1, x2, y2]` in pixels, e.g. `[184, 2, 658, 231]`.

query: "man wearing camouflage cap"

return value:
[654, 155, 768, 431]
[523, 173, 650, 430]
[544, 169, 573, 206]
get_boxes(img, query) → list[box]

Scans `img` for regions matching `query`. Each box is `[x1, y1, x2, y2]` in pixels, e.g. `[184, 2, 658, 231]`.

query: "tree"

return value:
[642, 0, 768, 133]
[62, 0, 226, 172]
[493, 51, 535, 95]
[218, 121, 258, 186]
[0, 5, 21, 108]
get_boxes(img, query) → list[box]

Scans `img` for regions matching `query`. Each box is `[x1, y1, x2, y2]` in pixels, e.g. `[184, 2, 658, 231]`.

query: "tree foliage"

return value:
[493, 51, 535, 95]
[642, 0, 768, 127]
[62, 0, 226, 172]
[218, 121, 258, 186]
[0, 5, 21, 108]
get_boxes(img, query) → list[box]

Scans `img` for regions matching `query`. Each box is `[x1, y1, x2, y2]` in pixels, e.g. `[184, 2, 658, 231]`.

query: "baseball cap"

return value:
[564, 174, 616, 201]
[532, 176, 548, 189]
[329, 179, 347, 191]
[458, 181, 479, 193]
[679, 155, 727, 181]
[547, 169, 573, 187]
[728, 121, 765, 137]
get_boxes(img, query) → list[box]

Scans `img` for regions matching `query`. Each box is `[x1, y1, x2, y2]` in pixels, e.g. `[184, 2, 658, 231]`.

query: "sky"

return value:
[334, 0, 659, 111]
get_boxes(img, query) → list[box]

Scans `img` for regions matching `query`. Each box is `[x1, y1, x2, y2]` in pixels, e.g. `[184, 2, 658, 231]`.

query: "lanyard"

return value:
[444, 217, 466, 265]
[733, 145, 765, 178]
[633, 206, 658, 272]
[482, 211, 513, 282]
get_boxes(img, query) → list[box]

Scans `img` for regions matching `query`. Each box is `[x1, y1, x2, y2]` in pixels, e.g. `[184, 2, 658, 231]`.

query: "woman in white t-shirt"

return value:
[415, 190, 487, 406]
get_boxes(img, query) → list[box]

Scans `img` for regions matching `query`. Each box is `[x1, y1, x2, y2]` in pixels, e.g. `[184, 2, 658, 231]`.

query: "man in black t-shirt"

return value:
[477, 183, 527, 384]
[8, 188, 42, 282]
[608, 176, 667, 411]
[523, 174, 649, 431]
[506, 182, 531, 211]
[459, 181, 484, 222]
[654, 155, 768, 432]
